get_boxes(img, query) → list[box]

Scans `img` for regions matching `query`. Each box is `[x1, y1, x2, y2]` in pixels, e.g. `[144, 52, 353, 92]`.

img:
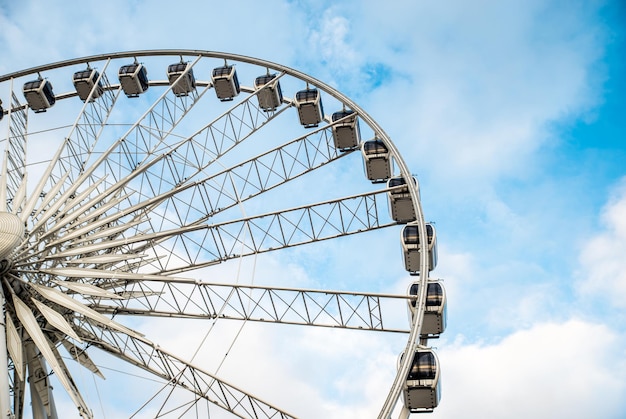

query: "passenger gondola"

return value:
[212, 65, 240, 101]
[0, 99, 3, 121]
[400, 348, 442, 412]
[23, 78, 55, 113]
[167, 62, 196, 97]
[387, 176, 419, 223]
[361, 139, 392, 182]
[73, 68, 104, 102]
[294, 88, 324, 128]
[402, 222, 438, 274]
[118, 63, 149, 97]
[331, 110, 360, 150]
[254, 73, 283, 111]
[408, 280, 447, 337]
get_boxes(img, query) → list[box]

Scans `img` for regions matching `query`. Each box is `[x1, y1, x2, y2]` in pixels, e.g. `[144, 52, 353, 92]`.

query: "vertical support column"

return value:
[25, 342, 58, 419]
[0, 288, 12, 417]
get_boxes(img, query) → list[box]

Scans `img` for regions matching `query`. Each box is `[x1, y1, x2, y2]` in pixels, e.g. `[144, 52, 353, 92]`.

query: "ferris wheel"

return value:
[0, 50, 446, 418]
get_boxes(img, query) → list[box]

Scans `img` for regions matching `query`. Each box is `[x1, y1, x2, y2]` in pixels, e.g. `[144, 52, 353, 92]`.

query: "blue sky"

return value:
[1, 0, 625, 418]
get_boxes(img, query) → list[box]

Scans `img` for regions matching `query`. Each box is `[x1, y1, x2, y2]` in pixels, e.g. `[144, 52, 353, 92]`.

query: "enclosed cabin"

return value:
[0, 99, 3, 121]
[387, 176, 418, 223]
[118, 63, 149, 97]
[167, 62, 196, 97]
[212, 65, 240, 101]
[331, 110, 360, 151]
[23, 78, 55, 113]
[400, 349, 441, 412]
[402, 222, 438, 274]
[254, 73, 283, 111]
[294, 88, 324, 128]
[408, 280, 447, 337]
[362, 139, 392, 183]
[73, 68, 104, 102]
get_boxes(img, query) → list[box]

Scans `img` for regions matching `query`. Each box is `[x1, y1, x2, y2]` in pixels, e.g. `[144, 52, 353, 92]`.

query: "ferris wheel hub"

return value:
[0, 212, 23, 261]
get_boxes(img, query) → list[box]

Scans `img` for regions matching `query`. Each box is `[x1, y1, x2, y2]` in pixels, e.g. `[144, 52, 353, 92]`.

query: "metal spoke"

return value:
[90, 282, 410, 333]
[39, 189, 393, 276]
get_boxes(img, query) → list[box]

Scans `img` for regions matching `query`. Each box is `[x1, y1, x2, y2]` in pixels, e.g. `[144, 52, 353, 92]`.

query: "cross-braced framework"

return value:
[0, 50, 437, 418]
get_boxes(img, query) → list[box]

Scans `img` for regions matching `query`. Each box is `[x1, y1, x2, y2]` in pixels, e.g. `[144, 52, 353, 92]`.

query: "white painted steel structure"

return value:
[0, 50, 441, 418]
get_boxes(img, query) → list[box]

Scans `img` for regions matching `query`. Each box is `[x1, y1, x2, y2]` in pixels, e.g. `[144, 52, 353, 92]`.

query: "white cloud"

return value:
[434, 319, 626, 419]
[308, 9, 356, 65]
[346, 0, 607, 187]
[115, 316, 408, 419]
[0, 0, 305, 74]
[577, 177, 626, 308]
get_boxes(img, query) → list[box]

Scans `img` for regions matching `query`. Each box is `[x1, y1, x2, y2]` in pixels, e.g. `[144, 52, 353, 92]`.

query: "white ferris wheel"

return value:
[0, 50, 446, 419]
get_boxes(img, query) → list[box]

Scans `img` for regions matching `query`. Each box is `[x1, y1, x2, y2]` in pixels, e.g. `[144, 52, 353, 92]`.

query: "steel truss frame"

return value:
[0, 50, 430, 419]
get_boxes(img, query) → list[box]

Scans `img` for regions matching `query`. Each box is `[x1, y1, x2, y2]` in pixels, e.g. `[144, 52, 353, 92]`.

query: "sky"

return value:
[1, 0, 625, 418]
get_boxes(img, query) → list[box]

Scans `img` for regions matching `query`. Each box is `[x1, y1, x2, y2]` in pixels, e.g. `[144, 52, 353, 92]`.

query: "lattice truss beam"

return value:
[19, 65, 121, 222]
[91, 282, 410, 333]
[20, 57, 204, 229]
[19, 75, 302, 259]
[2, 91, 28, 213]
[16, 124, 374, 276]
[33, 188, 392, 274]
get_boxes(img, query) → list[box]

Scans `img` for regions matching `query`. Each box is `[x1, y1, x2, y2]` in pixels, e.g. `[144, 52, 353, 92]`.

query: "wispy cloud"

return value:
[437, 319, 626, 418]
[577, 176, 626, 310]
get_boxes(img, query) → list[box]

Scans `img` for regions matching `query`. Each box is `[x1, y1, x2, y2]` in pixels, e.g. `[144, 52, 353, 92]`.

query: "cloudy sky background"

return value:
[1, 0, 625, 418]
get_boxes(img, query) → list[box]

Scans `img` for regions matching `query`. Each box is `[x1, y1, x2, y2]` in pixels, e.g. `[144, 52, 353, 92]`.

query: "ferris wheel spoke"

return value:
[25, 282, 143, 339]
[91, 66, 286, 202]
[37, 171, 108, 225]
[23, 171, 72, 225]
[24, 56, 209, 236]
[59, 338, 106, 379]
[75, 318, 297, 419]
[91, 281, 410, 333]
[8, 172, 27, 217]
[42, 178, 123, 247]
[94, 83, 292, 229]
[57, 61, 119, 174]
[25, 171, 108, 242]
[146, 86, 291, 186]
[174, 121, 354, 224]
[23, 68, 121, 227]
[10, 365, 25, 419]
[153, 188, 394, 275]
[33, 88, 293, 252]
[40, 188, 393, 276]
[47, 124, 353, 256]
[11, 294, 93, 418]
